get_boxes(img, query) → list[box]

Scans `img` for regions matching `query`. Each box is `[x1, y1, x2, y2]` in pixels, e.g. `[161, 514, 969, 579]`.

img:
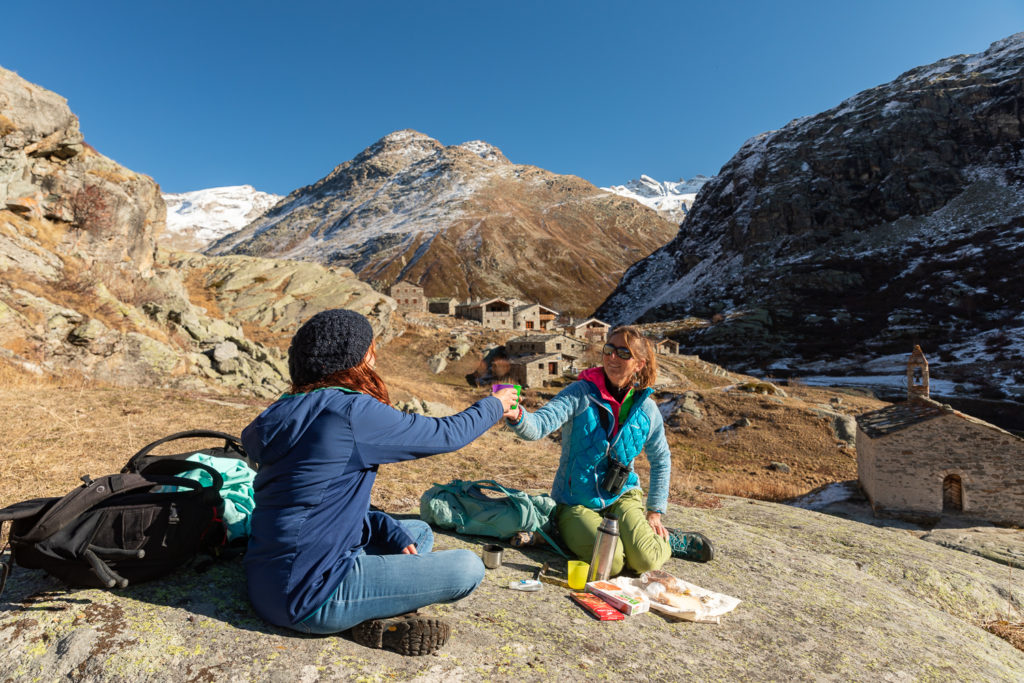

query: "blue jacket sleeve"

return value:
[642, 400, 671, 513]
[350, 395, 503, 466]
[507, 382, 586, 440]
[366, 510, 416, 551]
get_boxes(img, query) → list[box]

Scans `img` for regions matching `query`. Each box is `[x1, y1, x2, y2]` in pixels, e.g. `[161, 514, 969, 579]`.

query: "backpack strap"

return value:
[1, 498, 59, 597]
[123, 430, 250, 473]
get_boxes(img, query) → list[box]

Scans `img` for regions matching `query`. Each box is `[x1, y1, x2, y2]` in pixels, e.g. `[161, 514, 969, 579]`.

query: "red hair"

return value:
[289, 341, 391, 405]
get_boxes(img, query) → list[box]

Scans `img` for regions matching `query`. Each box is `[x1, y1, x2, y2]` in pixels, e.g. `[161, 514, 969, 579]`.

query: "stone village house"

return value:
[565, 317, 611, 344]
[388, 282, 426, 313]
[454, 297, 527, 329]
[513, 303, 559, 332]
[855, 346, 1024, 525]
[428, 297, 458, 316]
[505, 333, 587, 361]
[654, 338, 680, 355]
[509, 353, 568, 388]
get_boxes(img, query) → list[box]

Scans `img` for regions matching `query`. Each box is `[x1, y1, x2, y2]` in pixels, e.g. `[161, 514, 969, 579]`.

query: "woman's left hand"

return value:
[401, 544, 418, 555]
[646, 511, 668, 540]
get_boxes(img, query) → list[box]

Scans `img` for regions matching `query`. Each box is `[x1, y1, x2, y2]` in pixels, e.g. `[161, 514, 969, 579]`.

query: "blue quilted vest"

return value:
[557, 385, 654, 509]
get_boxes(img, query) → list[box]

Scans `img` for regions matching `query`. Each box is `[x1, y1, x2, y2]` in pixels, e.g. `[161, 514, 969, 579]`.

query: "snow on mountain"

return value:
[161, 185, 282, 250]
[601, 175, 711, 223]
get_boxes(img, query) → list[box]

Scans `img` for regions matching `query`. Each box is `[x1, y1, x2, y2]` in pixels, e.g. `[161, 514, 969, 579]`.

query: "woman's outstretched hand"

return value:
[400, 544, 418, 555]
[492, 386, 519, 414]
[646, 511, 669, 539]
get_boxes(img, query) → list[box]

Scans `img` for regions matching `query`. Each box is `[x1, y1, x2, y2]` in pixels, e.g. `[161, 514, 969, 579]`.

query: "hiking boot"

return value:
[510, 531, 546, 548]
[349, 613, 451, 656]
[668, 529, 714, 562]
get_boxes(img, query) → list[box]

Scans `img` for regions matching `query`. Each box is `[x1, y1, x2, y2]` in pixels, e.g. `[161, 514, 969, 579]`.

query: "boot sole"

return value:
[351, 615, 451, 656]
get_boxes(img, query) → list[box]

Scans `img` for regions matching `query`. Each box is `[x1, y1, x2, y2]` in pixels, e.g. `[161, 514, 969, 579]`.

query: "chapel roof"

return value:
[856, 400, 949, 438]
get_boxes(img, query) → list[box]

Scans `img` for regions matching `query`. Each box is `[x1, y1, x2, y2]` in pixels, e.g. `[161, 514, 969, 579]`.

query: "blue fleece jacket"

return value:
[241, 387, 503, 627]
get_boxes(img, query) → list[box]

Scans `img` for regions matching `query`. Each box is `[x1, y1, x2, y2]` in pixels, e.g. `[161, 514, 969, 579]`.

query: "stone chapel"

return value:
[855, 346, 1024, 525]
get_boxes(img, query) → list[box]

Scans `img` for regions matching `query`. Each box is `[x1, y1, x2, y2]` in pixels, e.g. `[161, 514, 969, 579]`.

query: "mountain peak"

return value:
[207, 131, 677, 316]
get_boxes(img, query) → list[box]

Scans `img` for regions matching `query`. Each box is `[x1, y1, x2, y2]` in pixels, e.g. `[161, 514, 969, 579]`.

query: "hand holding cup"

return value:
[491, 386, 519, 414]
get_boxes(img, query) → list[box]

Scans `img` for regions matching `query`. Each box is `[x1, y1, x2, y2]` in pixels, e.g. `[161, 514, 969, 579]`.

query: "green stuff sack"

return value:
[419, 479, 566, 557]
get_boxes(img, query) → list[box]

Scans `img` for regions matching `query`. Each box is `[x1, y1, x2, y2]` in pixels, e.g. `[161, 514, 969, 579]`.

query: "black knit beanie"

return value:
[288, 309, 375, 387]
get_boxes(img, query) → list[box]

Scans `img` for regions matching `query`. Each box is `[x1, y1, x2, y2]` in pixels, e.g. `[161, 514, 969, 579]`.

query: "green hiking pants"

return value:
[556, 488, 670, 576]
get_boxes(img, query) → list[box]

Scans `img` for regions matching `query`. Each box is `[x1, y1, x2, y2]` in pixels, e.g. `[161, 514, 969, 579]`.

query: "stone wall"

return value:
[857, 414, 1024, 525]
[428, 298, 455, 315]
[510, 354, 565, 388]
[513, 305, 557, 331]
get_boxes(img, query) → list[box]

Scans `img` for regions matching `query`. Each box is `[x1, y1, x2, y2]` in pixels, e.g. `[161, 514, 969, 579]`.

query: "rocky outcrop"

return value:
[0, 67, 395, 396]
[164, 252, 399, 348]
[2, 498, 1021, 681]
[0, 70, 162, 277]
[596, 34, 1024, 402]
[208, 130, 678, 317]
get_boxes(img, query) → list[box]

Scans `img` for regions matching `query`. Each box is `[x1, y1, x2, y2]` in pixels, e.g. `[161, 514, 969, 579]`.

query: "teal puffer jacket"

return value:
[508, 372, 671, 512]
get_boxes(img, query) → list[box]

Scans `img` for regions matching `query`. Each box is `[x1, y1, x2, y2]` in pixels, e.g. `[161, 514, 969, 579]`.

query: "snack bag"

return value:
[571, 592, 625, 621]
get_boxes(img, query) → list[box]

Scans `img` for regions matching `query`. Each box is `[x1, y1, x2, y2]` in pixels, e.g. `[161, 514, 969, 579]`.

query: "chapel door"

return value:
[942, 474, 963, 512]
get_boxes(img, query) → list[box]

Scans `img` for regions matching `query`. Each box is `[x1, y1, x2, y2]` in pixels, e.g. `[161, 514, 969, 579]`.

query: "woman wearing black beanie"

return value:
[241, 308, 518, 656]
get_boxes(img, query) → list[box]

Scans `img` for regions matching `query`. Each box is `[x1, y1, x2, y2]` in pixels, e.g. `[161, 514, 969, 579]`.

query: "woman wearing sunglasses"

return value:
[504, 325, 713, 574]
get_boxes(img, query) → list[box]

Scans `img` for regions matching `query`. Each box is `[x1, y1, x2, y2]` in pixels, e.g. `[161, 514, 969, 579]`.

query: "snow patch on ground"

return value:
[789, 481, 859, 510]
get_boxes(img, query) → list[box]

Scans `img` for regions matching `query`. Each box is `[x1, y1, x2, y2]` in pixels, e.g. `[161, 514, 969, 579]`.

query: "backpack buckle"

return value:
[0, 543, 11, 597]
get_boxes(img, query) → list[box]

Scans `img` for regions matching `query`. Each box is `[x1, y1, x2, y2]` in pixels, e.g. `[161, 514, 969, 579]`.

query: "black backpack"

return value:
[0, 430, 254, 596]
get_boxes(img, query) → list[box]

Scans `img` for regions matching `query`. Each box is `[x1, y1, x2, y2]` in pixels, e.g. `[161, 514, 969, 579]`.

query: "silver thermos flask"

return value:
[587, 515, 620, 582]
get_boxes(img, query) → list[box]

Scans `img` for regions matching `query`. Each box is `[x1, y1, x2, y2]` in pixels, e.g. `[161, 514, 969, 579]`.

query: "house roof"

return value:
[428, 297, 457, 303]
[507, 333, 575, 345]
[514, 303, 559, 314]
[570, 317, 609, 327]
[510, 353, 563, 365]
[460, 297, 515, 307]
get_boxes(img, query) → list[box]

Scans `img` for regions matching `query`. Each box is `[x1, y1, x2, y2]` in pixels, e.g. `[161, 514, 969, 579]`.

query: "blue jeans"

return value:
[295, 520, 485, 634]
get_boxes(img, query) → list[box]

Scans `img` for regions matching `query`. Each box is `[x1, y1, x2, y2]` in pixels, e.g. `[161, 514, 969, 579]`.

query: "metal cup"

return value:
[482, 544, 503, 569]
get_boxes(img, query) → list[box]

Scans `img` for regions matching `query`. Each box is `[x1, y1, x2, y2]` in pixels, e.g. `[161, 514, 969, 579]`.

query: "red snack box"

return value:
[571, 592, 625, 621]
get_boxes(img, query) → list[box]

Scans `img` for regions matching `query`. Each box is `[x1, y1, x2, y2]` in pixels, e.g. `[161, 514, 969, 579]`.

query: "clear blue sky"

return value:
[3, 1, 1022, 195]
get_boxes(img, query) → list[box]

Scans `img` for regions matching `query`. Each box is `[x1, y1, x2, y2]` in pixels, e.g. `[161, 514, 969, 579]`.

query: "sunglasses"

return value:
[602, 343, 633, 360]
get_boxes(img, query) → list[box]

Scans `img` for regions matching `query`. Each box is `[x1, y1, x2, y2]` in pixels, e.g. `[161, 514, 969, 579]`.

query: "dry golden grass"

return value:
[85, 168, 132, 184]
[983, 620, 1024, 651]
[0, 113, 15, 137]
[0, 367, 262, 508]
[651, 358, 884, 502]
[180, 264, 227, 319]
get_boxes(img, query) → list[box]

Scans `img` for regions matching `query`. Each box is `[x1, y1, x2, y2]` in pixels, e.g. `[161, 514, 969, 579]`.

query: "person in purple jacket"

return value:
[241, 308, 517, 656]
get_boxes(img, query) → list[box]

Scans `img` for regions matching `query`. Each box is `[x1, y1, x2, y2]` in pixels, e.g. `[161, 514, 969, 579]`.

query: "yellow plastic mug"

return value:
[567, 560, 589, 590]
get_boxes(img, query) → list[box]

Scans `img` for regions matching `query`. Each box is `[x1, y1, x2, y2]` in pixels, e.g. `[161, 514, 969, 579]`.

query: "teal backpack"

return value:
[419, 479, 567, 557]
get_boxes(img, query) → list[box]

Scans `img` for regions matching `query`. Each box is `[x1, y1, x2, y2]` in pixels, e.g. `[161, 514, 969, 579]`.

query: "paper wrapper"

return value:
[608, 574, 741, 624]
